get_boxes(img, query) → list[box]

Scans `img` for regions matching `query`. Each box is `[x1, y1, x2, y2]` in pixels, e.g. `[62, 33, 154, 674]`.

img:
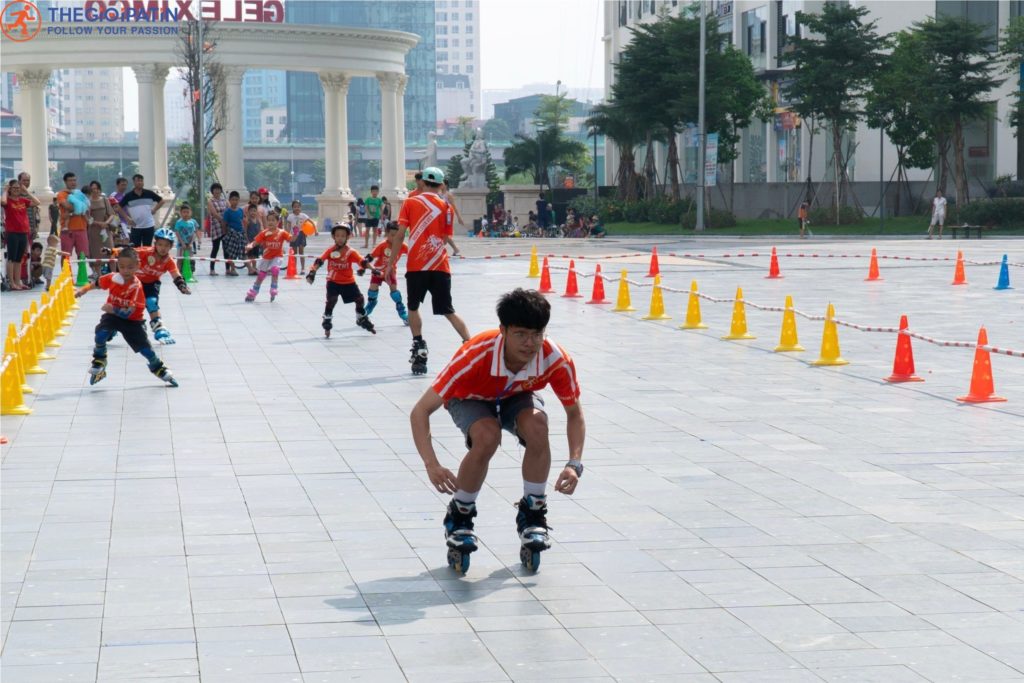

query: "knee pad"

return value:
[390, 290, 403, 303]
[93, 328, 114, 348]
[145, 296, 159, 314]
[270, 266, 281, 277]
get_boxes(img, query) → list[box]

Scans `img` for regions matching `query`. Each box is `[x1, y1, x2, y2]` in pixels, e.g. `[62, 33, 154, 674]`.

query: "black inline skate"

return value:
[444, 499, 478, 574]
[516, 494, 551, 571]
[356, 314, 376, 334]
[410, 338, 428, 375]
[322, 315, 332, 338]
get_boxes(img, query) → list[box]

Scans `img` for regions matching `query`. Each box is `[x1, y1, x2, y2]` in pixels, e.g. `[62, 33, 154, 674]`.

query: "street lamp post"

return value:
[696, 1, 706, 232]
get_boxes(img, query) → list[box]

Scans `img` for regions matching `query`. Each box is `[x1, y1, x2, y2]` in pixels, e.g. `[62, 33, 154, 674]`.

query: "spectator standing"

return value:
[86, 180, 116, 279]
[56, 171, 90, 259]
[536, 193, 548, 229]
[119, 174, 165, 246]
[2, 178, 40, 290]
[109, 176, 131, 242]
[17, 172, 40, 241]
[207, 183, 228, 275]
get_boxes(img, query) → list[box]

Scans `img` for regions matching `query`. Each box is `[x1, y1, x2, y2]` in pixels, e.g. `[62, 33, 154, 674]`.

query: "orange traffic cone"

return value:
[766, 247, 782, 279]
[285, 249, 299, 280]
[951, 250, 967, 285]
[562, 260, 582, 298]
[885, 315, 923, 383]
[865, 248, 882, 281]
[646, 246, 660, 278]
[586, 264, 609, 304]
[957, 327, 1006, 403]
[538, 257, 554, 294]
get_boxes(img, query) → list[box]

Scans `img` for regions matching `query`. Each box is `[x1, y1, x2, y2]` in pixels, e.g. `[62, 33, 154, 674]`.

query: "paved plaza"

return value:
[2, 235, 1023, 682]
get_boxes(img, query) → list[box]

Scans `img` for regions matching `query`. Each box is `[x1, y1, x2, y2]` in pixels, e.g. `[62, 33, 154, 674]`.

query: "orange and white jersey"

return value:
[254, 228, 292, 259]
[432, 329, 581, 407]
[98, 273, 146, 321]
[370, 240, 408, 269]
[398, 191, 453, 274]
[133, 247, 180, 284]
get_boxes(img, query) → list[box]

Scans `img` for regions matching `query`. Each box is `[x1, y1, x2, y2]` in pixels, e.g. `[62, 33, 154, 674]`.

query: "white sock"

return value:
[523, 480, 546, 497]
[454, 489, 479, 504]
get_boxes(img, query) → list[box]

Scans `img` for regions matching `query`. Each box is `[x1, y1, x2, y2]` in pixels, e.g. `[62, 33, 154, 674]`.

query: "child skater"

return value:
[171, 203, 201, 273]
[362, 221, 408, 324]
[244, 211, 294, 303]
[284, 199, 312, 275]
[305, 223, 376, 337]
[74, 246, 178, 387]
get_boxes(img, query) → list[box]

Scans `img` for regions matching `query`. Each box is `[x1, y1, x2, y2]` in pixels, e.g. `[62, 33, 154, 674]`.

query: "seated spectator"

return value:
[589, 215, 606, 238]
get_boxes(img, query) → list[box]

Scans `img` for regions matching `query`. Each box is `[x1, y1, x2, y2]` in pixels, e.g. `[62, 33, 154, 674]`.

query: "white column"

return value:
[152, 65, 171, 194]
[395, 75, 408, 197]
[378, 72, 400, 198]
[132, 65, 157, 187]
[319, 72, 353, 198]
[222, 66, 246, 193]
[17, 70, 52, 195]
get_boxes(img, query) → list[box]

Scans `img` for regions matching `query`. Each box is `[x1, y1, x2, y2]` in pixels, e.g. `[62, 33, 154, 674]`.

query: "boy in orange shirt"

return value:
[74, 247, 177, 387]
[130, 227, 192, 344]
[362, 221, 408, 324]
[409, 289, 585, 573]
[305, 223, 376, 337]
[245, 211, 294, 302]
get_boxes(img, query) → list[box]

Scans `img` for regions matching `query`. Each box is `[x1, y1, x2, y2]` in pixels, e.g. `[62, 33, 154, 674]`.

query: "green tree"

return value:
[914, 15, 1004, 205]
[866, 31, 936, 214]
[503, 93, 589, 189]
[482, 118, 513, 142]
[786, 3, 889, 215]
[585, 102, 643, 200]
[245, 161, 289, 194]
[169, 144, 219, 209]
[1000, 16, 1024, 137]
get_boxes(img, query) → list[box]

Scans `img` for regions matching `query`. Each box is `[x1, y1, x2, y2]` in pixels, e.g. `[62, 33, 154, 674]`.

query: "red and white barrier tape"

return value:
[543, 263, 1023, 359]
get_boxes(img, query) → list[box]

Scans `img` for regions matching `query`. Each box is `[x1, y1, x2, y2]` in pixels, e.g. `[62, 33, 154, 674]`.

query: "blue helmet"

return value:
[153, 228, 176, 245]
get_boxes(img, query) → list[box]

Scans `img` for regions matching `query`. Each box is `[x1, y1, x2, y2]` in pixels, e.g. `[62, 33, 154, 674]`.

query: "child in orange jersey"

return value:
[131, 227, 192, 344]
[362, 221, 409, 324]
[305, 223, 375, 337]
[74, 247, 177, 387]
[245, 211, 294, 302]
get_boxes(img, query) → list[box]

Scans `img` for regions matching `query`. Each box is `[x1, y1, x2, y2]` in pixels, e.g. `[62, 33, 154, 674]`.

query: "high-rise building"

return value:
[243, 70, 287, 143]
[284, 1, 437, 144]
[55, 67, 124, 143]
[434, 0, 480, 120]
[163, 72, 192, 143]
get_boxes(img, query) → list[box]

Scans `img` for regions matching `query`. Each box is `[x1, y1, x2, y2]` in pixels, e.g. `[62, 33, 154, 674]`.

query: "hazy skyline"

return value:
[123, 0, 605, 130]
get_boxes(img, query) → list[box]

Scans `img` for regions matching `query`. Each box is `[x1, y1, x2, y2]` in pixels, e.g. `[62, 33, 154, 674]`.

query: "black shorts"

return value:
[447, 393, 546, 450]
[96, 314, 151, 353]
[130, 227, 155, 247]
[406, 270, 454, 315]
[142, 280, 161, 303]
[5, 232, 28, 262]
[327, 281, 363, 303]
[365, 218, 379, 229]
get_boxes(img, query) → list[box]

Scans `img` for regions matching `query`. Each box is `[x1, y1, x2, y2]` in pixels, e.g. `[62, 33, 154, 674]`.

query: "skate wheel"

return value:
[447, 547, 470, 574]
[520, 546, 541, 571]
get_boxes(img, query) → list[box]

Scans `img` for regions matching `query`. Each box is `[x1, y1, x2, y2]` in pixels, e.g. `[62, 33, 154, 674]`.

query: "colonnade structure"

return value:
[4, 22, 417, 217]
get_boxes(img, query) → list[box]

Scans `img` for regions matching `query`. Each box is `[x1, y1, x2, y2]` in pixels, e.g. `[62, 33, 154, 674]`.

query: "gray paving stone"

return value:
[4, 237, 1024, 681]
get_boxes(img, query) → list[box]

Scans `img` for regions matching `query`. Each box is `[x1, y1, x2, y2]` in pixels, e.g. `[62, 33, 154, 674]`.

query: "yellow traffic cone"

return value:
[40, 294, 63, 346]
[679, 280, 708, 330]
[527, 245, 540, 278]
[612, 269, 636, 312]
[721, 287, 756, 340]
[20, 312, 48, 374]
[811, 303, 849, 366]
[774, 295, 805, 352]
[1, 354, 32, 416]
[5, 324, 34, 395]
[30, 302, 58, 354]
[49, 289, 67, 336]
[642, 275, 672, 320]
[63, 259, 80, 311]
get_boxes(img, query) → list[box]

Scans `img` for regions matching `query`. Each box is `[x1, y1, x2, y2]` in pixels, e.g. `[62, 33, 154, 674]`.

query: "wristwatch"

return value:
[564, 460, 584, 477]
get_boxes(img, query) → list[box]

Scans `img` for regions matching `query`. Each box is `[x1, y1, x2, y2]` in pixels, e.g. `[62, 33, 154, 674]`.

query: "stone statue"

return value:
[459, 130, 489, 189]
[424, 131, 438, 169]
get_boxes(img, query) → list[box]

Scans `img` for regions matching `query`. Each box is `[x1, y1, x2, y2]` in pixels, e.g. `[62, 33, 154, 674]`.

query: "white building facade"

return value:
[435, 0, 481, 119]
[604, 0, 1021, 196]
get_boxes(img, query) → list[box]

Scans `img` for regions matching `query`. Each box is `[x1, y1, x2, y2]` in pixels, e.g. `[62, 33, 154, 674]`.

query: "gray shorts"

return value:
[446, 393, 545, 449]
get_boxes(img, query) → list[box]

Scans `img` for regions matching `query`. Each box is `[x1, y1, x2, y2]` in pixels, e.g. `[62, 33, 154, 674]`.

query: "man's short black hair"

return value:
[132, 174, 144, 181]
[63, 172, 75, 181]
[116, 177, 128, 185]
[424, 181, 442, 189]
[497, 289, 550, 331]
